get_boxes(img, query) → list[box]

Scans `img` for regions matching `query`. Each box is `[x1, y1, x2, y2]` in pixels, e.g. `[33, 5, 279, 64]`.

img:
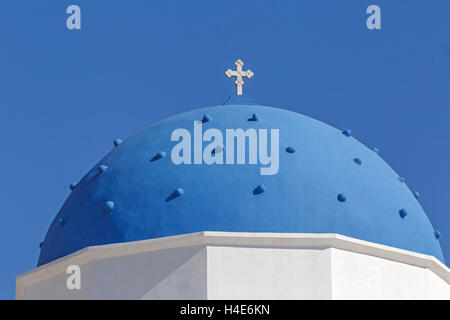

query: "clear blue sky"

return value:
[1, 1, 449, 299]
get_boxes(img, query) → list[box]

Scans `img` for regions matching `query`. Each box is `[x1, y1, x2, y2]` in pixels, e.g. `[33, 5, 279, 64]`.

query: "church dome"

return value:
[38, 99, 444, 266]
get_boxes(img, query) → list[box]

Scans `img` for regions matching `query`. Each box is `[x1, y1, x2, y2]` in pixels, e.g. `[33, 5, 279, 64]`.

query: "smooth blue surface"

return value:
[1, 0, 450, 299]
[38, 104, 444, 265]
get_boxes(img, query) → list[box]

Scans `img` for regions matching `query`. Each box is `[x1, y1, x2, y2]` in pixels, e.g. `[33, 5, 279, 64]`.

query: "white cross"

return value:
[225, 59, 254, 96]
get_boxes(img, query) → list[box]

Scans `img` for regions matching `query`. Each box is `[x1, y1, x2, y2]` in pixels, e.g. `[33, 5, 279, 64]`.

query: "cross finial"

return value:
[225, 59, 254, 96]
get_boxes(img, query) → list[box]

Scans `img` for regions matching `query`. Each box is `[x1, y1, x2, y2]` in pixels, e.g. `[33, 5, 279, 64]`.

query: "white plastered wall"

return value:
[16, 232, 450, 300]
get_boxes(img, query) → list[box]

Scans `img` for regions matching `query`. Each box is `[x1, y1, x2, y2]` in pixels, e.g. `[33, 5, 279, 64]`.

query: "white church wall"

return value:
[330, 248, 450, 299]
[206, 246, 332, 299]
[21, 260, 96, 300]
[16, 232, 450, 300]
[18, 245, 207, 299]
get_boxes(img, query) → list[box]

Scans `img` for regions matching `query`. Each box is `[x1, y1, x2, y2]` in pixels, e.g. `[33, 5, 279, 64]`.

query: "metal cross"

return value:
[225, 59, 254, 96]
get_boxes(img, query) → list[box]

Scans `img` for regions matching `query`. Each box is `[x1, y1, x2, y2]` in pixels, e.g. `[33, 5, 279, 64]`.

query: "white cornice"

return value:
[17, 232, 450, 291]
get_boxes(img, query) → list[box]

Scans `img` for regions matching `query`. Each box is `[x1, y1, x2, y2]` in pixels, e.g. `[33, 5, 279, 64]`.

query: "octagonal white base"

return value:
[16, 232, 450, 299]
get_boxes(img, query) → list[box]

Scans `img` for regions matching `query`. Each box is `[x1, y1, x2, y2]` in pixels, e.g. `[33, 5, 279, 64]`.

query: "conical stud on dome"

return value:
[104, 201, 114, 213]
[253, 184, 266, 195]
[113, 139, 122, 147]
[202, 114, 212, 123]
[399, 209, 408, 218]
[211, 145, 225, 155]
[166, 188, 184, 202]
[151, 151, 166, 162]
[342, 129, 352, 137]
[286, 146, 296, 153]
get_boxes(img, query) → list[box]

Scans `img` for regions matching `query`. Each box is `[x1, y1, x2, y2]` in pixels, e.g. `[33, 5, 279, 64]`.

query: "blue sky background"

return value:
[0, 1, 449, 299]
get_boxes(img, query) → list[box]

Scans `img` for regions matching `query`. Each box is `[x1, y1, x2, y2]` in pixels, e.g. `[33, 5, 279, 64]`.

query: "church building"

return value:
[16, 60, 449, 299]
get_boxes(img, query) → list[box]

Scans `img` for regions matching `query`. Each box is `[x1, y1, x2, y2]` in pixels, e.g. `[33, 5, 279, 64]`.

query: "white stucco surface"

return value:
[16, 232, 450, 300]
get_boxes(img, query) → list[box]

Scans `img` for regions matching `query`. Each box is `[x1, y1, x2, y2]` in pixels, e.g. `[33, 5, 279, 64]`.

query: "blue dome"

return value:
[38, 100, 444, 266]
